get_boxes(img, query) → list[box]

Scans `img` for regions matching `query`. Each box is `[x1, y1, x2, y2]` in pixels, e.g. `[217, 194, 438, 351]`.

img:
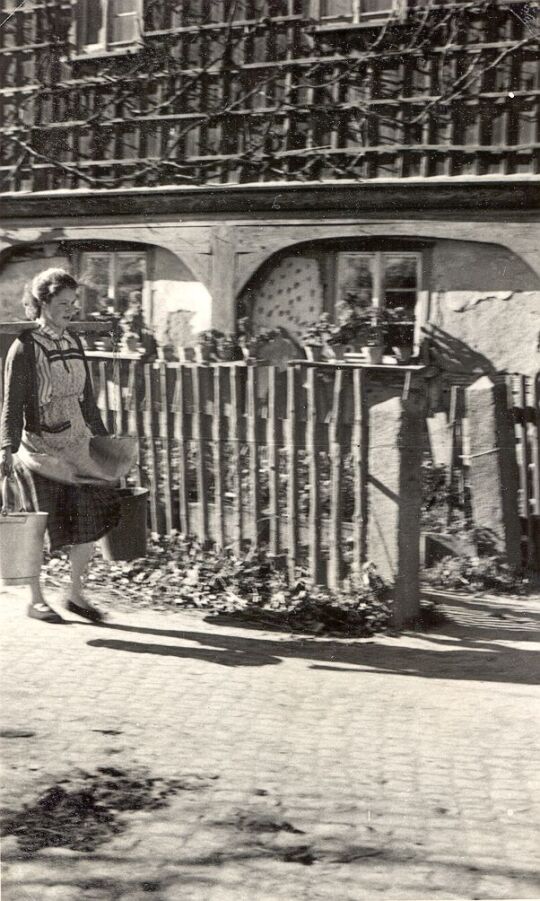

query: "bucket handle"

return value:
[1, 476, 28, 516]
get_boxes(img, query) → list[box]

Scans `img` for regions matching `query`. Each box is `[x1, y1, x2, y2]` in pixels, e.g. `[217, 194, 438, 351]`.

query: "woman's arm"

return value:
[0, 339, 27, 453]
[80, 373, 108, 436]
[72, 334, 109, 436]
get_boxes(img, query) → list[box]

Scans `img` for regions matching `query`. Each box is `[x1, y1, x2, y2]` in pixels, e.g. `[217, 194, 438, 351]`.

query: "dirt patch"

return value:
[1, 766, 217, 855]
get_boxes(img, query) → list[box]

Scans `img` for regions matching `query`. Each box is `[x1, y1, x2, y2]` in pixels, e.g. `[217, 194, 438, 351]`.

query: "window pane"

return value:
[80, 0, 103, 46]
[115, 253, 146, 313]
[109, 0, 139, 44]
[383, 255, 417, 289]
[361, 0, 394, 14]
[338, 254, 373, 306]
[321, 0, 353, 20]
[384, 290, 417, 313]
[80, 253, 111, 315]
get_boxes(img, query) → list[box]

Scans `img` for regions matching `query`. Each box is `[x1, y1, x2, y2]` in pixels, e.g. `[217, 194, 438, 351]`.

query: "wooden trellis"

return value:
[0, 0, 538, 191]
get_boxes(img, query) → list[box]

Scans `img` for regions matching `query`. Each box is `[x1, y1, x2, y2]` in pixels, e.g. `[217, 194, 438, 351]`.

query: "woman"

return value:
[0, 268, 127, 624]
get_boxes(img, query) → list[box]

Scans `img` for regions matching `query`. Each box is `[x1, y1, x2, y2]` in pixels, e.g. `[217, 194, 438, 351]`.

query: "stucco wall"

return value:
[150, 247, 211, 350]
[428, 240, 540, 375]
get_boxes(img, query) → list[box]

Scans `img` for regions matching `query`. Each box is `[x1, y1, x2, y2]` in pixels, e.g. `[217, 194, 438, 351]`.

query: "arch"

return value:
[234, 221, 540, 295]
[0, 236, 213, 348]
[238, 230, 540, 376]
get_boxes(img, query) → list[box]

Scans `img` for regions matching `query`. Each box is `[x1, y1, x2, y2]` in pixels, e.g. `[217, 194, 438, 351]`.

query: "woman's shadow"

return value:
[86, 597, 540, 683]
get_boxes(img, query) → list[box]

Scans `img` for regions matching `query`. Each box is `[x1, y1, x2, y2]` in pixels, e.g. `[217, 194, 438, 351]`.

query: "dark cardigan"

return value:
[0, 330, 108, 453]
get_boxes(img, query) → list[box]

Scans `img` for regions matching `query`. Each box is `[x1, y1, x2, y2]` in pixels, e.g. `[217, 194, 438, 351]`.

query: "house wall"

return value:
[243, 232, 540, 377]
[1, 203, 538, 376]
[0, 242, 212, 354]
[150, 247, 211, 351]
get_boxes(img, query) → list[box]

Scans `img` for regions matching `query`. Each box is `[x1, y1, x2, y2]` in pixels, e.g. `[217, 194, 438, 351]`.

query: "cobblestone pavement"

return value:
[1, 585, 539, 901]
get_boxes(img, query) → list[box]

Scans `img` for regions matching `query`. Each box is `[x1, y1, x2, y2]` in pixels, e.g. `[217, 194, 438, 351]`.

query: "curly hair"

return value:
[23, 268, 78, 320]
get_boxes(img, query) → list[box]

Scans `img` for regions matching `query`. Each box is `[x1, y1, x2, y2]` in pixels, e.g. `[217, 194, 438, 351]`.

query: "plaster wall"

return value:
[150, 247, 212, 350]
[429, 240, 540, 376]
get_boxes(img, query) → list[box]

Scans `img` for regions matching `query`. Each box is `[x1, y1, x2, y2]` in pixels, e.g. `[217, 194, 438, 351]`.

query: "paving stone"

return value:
[1, 586, 539, 900]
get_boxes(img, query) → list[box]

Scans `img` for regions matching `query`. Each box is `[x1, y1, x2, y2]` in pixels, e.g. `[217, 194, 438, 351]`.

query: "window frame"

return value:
[314, 0, 406, 27]
[335, 250, 423, 350]
[72, 0, 143, 59]
[76, 249, 148, 319]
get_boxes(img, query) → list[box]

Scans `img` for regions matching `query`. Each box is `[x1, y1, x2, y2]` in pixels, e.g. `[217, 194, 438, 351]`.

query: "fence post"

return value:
[466, 375, 522, 568]
[367, 390, 424, 628]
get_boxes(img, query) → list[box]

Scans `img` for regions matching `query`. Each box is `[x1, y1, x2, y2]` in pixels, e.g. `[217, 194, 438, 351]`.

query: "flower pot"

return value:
[195, 344, 213, 363]
[392, 345, 413, 364]
[304, 344, 324, 362]
[363, 345, 384, 364]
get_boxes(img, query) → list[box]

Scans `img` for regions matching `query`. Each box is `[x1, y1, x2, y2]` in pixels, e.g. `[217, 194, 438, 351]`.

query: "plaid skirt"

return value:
[13, 460, 121, 552]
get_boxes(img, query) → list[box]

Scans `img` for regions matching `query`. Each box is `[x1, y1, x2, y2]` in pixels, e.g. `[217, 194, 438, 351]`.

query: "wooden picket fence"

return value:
[445, 374, 540, 568]
[508, 373, 540, 568]
[88, 356, 373, 588]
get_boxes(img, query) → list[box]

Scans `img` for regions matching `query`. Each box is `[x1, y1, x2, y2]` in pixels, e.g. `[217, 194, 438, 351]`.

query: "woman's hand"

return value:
[0, 447, 13, 478]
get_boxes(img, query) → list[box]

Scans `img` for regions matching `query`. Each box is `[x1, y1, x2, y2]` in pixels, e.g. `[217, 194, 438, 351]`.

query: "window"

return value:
[78, 251, 147, 317]
[76, 0, 142, 55]
[319, 0, 402, 25]
[336, 251, 421, 348]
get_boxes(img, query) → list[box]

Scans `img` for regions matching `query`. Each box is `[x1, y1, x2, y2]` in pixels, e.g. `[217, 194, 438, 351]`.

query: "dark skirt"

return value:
[13, 461, 121, 552]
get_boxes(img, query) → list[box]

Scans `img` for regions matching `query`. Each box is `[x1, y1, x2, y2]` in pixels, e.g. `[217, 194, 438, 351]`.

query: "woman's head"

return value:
[23, 268, 79, 327]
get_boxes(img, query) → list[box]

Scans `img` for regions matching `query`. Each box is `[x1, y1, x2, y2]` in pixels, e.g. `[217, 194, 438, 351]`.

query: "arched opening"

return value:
[0, 240, 212, 358]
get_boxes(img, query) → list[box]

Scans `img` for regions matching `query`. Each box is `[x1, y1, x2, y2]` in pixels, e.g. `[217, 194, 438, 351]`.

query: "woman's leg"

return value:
[29, 576, 47, 607]
[69, 541, 95, 605]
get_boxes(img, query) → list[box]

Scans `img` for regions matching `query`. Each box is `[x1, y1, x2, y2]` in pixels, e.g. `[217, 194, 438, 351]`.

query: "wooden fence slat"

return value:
[159, 362, 174, 534]
[126, 360, 143, 487]
[247, 364, 261, 547]
[306, 366, 324, 584]
[267, 366, 280, 555]
[351, 368, 367, 585]
[287, 364, 299, 583]
[212, 365, 226, 548]
[173, 366, 190, 537]
[534, 373, 540, 515]
[99, 359, 113, 433]
[447, 384, 458, 525]
[192, 364, 209, 544]
[112, 356, 122, 435]
[229, 365, 243, 554]
[143, 363, 160, 534]
[327, 367, 344, 589]
[519, 375, 534, 565]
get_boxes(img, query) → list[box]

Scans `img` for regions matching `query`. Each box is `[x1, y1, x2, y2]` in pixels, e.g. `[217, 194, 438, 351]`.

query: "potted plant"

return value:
[332, 300, 386, 362]
[215, 333, 243, 362]
[194, 328, 222, 362]
[237, 322, 287, 361]
[300, 314, 336, 361]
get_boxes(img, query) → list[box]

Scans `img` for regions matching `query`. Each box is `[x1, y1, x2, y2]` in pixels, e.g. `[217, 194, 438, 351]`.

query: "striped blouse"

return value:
[32, 322, 85, 409]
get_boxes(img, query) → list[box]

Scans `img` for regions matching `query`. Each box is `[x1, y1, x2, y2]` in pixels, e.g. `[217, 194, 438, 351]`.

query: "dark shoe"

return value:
[28, 603, 64, 624]
[66, 600, 105, 623]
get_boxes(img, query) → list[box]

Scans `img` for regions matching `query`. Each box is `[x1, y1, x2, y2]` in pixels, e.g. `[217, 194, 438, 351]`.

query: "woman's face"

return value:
[42, 287, 79, 331]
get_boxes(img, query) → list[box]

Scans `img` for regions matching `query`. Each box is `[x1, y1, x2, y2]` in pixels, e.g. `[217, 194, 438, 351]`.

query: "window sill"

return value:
[315, 20, 397, 33]
[69, 43, 143, 62]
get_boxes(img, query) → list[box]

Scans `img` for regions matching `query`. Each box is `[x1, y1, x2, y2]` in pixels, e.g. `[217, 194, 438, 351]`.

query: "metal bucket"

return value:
[0, 477, 48, 585]
[99, 487, 149, 562]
